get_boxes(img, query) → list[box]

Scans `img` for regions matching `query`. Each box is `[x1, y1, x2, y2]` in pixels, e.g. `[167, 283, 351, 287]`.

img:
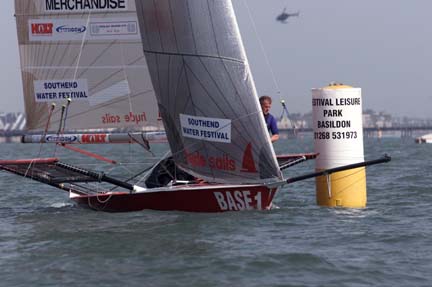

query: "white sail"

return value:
[135, 0, 282, 184]
[15, 0, 161, 132]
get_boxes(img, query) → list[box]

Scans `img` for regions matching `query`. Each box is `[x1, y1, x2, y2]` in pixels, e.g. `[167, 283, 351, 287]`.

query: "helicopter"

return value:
[276, 8, 300, 23]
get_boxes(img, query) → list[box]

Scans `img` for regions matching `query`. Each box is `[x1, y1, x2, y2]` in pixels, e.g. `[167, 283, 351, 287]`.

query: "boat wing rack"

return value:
[0, 158, 134, 195]
[0, 154, 318, 192]
[276, 153, 318, 170]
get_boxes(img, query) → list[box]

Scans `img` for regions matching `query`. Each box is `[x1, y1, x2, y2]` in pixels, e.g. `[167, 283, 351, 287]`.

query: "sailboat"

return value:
[1, 0, 388, 212]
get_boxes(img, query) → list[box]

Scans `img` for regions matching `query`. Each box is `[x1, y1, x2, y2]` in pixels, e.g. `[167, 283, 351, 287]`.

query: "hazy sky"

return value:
[1, 0, 431, 118]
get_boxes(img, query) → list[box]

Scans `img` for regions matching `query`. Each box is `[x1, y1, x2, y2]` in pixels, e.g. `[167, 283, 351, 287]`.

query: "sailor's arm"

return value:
[271, 134, 279, 142]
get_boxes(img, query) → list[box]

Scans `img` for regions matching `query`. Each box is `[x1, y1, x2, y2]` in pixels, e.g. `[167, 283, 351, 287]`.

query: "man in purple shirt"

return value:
[259, 95, 279, 143]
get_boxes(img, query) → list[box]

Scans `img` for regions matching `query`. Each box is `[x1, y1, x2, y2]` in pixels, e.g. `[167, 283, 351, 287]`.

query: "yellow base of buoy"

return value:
[315, 167, 366, 208]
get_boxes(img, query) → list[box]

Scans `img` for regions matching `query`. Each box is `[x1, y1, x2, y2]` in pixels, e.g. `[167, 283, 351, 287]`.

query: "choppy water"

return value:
[1, 135, 431, 286]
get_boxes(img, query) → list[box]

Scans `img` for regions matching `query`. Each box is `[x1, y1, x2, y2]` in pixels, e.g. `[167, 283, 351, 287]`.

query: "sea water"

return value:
[0, 134, 431, 286]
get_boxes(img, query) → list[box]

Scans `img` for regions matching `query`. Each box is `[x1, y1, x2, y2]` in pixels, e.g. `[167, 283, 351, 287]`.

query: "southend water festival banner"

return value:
[180, 114, 232, 143]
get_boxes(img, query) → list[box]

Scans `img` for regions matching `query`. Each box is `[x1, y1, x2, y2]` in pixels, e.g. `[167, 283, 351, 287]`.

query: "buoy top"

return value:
[323, 82, 353, 90]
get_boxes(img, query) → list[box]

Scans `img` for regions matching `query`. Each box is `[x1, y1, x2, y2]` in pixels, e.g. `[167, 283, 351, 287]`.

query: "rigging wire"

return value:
[240, 0, 308, 149]
[241, 0, 282, 101]
[24, 103, 56, 178]
[241, 0, 298, 141]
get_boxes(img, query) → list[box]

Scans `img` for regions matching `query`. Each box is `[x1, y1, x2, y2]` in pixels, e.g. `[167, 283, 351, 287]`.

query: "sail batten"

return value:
[136, 0, 281, 184]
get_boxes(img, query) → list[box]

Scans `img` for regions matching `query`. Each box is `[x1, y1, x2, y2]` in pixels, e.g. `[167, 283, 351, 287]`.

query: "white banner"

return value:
[34, 79, 89, 102]
[180, 114, 232, 143]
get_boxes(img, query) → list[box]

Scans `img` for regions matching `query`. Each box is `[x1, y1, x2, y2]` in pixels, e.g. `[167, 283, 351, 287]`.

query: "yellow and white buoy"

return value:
[312, 83, 366, 208]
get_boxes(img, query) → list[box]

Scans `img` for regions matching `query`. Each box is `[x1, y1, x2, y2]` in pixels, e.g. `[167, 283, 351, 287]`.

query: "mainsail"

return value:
[15, 0, 161, 133]
[135, 0, 282, 184]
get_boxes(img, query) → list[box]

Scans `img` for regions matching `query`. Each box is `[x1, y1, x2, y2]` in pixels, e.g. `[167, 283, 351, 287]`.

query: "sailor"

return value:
[259, 95, 279, 143]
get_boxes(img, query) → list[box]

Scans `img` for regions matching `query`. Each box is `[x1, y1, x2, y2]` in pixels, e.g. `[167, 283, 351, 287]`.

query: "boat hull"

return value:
[70, 185, 278, 212]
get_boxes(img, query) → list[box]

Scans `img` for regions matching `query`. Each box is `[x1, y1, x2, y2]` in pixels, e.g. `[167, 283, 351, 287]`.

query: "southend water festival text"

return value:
[180, 114, 231, 143]
[313, 97, 360, 140]
[33, 79, 88, 102]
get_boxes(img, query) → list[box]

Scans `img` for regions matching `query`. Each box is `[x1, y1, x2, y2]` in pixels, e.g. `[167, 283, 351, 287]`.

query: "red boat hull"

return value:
[70, 185, 278, 212]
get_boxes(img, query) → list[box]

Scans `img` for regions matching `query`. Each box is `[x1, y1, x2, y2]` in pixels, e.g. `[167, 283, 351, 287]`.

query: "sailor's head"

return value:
[259, 95, 272, 115]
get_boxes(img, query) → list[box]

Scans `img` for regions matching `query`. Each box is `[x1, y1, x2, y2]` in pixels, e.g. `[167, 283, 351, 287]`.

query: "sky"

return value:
[1, 0, 431, 118]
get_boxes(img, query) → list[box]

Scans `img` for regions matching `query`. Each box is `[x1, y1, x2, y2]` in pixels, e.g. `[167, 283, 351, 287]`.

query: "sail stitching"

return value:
[205, 0, 272, 168]
[182, 60, 244, 153]
[204, 0, 255, 150]
[43, 4, 66, 83]
[182, 58, 214, 179]
[24, 65, 149, 70]
[167, 0, 180, 52]
[184, 0, 215, 180]
[41, 39, 54, 84]
[47, 41, 61, 84]
[224, 1, 281, 177]
[56, 40, 73, 81]
[136, 1, 150, 50]
[185, 0, 198, 54]
[73, 12, 92, 81]
[167, 0, 181, 127]
[143, 50, 245, 64]
[88, 56, 145, 92]
[76, 41, 117, 78]
[143, 0, 210, 179]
